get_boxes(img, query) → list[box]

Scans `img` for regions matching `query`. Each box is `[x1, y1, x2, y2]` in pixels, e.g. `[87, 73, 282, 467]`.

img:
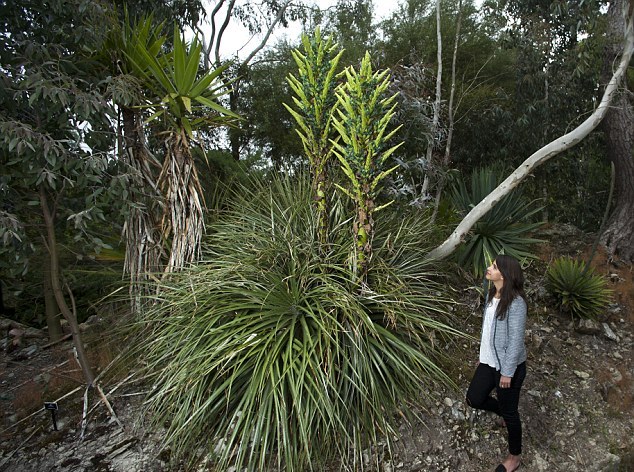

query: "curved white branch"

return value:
[426, 10, 634, 261]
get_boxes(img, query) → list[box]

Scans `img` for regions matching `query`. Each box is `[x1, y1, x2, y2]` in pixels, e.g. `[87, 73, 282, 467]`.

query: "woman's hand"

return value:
[499, 375, 512, 388]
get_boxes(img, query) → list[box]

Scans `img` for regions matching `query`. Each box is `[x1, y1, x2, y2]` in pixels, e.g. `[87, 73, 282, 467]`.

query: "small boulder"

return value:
[575, 318, 601, 335]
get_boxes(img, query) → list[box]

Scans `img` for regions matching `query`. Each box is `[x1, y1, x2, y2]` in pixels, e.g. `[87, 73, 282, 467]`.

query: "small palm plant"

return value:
[451, 166, 543, 278]
[284, 28, 343, 248]
[546, 257, 612, 319]
[135, 174, 462, 471]
[332, 52, 402, 281]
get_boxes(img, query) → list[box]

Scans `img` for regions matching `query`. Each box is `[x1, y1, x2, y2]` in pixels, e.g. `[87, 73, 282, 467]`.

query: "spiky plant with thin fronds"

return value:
[546, 257, 612, 319]
[451, 166, 543, 278]
[135, 174, 462, 471]
[332, 52, 403, 282]
[284, 28, 343, 248]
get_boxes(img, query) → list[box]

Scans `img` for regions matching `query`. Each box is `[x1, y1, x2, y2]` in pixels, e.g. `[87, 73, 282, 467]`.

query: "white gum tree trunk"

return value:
[427, 5, 634, 261]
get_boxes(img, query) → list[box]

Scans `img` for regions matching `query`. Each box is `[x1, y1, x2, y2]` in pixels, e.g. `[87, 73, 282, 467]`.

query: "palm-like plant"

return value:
[100, 14, 167, 306]
[451, 166, 543, 277]
[284, 28, 343, 248]
[546, 257, 612, 319]
[127, 25, 238, 273]
[332, 52, 403, 281]
[135, 174, 461, 471]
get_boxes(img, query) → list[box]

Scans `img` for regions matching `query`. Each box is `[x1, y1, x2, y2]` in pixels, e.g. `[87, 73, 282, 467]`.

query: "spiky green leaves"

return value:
[332, 52, 402, 194]
[546, 257, 612, 319]
[284, 28, 343, 168]
[451, 166, 543, 278]
[125, 24, 238, 137]
[330, 52, 403, 279]
[136, 175, 460, 471]
[284, 29, 343, 248]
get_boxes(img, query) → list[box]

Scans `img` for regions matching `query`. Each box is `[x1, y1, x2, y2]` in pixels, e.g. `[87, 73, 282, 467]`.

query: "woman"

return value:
[466, 255, 527, 472]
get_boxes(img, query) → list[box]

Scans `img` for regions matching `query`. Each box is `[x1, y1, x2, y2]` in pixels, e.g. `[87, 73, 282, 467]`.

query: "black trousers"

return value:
[466, 361, 527, 455]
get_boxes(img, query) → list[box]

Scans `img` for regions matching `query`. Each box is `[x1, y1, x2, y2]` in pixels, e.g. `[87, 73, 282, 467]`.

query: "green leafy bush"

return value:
[134, 174, 461, 471]
[451, 166, 543, 277]
[545, 257, 612, 319]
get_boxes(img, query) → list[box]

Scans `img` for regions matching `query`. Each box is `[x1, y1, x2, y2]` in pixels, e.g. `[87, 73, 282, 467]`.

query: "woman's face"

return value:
[486, 260, 504, 283]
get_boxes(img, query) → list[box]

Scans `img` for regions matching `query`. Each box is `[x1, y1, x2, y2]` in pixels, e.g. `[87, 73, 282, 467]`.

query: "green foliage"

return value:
[451, 166, 543, 277]
[125, 24, 238, 136]
[326, 0, 376, 64]
[0, 0, 119, 281]
[135, 175, 461, 471]
[545, 257, 612, 319]
[285, 29, 343, 169]
[285, 28, 343, 246]
[238, 45, 302, 167]
[332, 52, 402, 279]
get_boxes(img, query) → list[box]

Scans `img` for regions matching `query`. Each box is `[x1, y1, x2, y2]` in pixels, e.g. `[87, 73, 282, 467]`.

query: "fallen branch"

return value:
[0, 385, 83, 435]
[41, 333, 72, 349]
[0, 425, 42, 469]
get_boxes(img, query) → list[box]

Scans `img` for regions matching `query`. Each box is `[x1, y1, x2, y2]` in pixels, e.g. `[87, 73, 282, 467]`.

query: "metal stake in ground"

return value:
[44, 402, 58, 431]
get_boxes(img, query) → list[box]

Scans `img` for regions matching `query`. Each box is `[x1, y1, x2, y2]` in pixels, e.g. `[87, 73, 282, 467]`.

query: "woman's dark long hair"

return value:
[487, 254, 527, 320]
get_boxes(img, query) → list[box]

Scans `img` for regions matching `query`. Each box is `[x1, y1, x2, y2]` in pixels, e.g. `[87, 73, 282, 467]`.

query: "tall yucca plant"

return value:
[451, 166, 543, 278]
[127, 25, 239, 273]
[332, 52, 403, 281]
[135, 174, 461, 471]
[284, 28, 343, 248]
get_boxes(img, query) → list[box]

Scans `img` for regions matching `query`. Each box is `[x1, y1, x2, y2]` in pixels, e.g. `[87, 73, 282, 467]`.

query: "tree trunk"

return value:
[39, 186, 95, 385]
[600, 0, 634, 263]
[121, 106, 163, 307]
[431, 0, 463, 223]
[160, 131, 205, 273]
[426, 11, 634, 261]
[43, 256, 63, 342]
[423, 0, 444, 204]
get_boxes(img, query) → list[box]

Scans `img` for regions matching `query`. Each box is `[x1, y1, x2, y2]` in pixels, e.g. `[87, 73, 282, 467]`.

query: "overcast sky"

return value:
[211, 0, 399, 59]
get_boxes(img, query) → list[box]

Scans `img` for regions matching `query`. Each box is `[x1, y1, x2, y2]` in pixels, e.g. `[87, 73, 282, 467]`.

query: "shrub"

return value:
[451, 166, 543, 278]
[134, 174, 462, 471]
[545, 257, 612, 319]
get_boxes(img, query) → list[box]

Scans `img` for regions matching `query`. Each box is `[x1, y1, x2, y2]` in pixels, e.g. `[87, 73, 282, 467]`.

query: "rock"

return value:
[611, 369, 623, 383]
[602, 323, 619, 342]
[450, 407, 465, 421]
[597, 452, 621, 471]
[607, 302, 622, 313]
[531, 333, 544, 351]
[443, 397, 453, 408]
[574, 370, 591, 379]
[575, 318, 601, 335]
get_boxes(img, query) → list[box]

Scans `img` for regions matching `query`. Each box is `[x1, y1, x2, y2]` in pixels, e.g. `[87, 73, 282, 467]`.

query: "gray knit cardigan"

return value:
[482, 296, 528, 377]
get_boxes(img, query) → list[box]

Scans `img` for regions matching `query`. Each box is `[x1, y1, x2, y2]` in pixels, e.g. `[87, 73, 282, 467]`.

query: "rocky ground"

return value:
[1, 228, 632, 471]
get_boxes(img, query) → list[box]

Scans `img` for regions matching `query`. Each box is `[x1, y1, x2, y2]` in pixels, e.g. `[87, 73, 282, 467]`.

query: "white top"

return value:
[479, 297, 500, 368]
